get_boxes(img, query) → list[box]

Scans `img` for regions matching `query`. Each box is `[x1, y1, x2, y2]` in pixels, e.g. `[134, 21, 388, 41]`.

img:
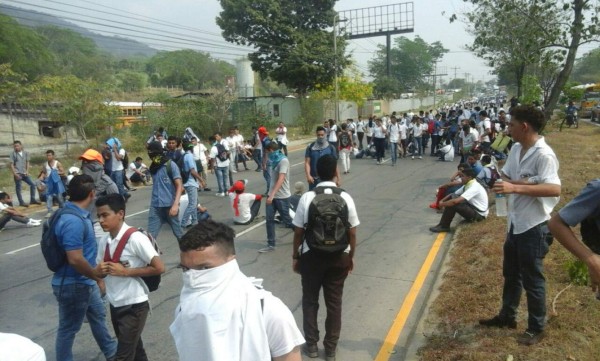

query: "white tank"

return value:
[236, 58, 254, 98]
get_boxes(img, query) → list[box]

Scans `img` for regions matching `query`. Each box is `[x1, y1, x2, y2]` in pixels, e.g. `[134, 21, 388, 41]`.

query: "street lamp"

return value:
[333, 14, 347, 124]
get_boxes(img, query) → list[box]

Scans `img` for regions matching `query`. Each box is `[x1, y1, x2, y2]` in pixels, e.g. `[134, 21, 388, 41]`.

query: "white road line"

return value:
[5, 155, 305, 255]
[6, 243, 39, 255]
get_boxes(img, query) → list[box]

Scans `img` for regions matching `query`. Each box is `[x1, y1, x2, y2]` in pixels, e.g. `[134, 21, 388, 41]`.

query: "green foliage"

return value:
[561, 81, 586, 103]
[0, 14, 55, 79]
[571, 47, 600, 84]
[0, 64, 27, 101]
[521, 75, 543, 104]
[115, 70, 148, 92]
[566, 258, 590, 286]
[369, 36, 448, 97]
[217, 0, 348, 94]
[298, 97, 324, 134]
[146, 50, 234, 91]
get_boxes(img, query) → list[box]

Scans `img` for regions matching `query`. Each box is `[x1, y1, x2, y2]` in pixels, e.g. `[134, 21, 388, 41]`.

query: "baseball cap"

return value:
[79, 149, 104, 164]
[228, 179, 248, 193]
[147, 141, 164, 154]
[258, 126, 268, 135]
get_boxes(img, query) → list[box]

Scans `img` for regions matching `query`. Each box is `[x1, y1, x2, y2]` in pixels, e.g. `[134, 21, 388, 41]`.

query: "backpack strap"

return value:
[104, 227, 138, 263]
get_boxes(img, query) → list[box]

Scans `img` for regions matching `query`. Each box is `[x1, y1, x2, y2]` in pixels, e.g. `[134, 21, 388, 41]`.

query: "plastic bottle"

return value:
[495, 179, 508, 217]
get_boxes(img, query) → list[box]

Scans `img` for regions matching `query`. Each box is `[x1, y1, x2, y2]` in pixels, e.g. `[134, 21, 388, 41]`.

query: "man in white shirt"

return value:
[388, 117, 401, 166]
[107, 138, 130, 200]
[208, 133, 230, 197]
[429, 168, 488, 232]
[170, 220, 304, 361]
[411, 117, 425, 159]
[458, 124, 479, 163]
[96, 194, 164, 361]
[233, 128, 248, 170]
[477, 110, 493, 151]
[191, 137, 210, 191]
[229, 180, 262, 225]
[127, 157, 149, 186]
[398, 121, 408, 158]
[479, 105, 561, 346]
[225, 128, 239, 174]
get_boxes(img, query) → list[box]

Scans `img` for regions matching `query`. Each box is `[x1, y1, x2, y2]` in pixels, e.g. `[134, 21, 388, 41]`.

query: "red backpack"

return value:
[427, 120, 435, 135]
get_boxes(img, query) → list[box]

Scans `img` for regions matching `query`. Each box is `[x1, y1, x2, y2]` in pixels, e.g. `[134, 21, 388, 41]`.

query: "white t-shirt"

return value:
[193, 143, 208, 164]
[455, 180, 489, 217]
[412, 123, 424, 137]
[478, 118, 492, 143]
[439, 144, 454, 161]
[111, 148, 126, 172]
[275, 127, 288, 145]
[460, 130, 478, 149]
[97, 223, 159, 308]
[388, 123, 400, 143]
[230, 192, 260, 224]
[501, 137, 561, 234]
[328, 124, 338, 142]
[0, 333, 46, 361]
[292, 181, 360, 254]
[399, 124, 408, 140]
[127, 162, 148, 179]
[356, 120, 365, 133]
[372, 125, 386, 139]
[209, 141, 230, 168]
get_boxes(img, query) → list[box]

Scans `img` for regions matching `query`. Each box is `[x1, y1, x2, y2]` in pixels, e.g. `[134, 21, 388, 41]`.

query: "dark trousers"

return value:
[373, 137, 385, 161]
[438, 201, 484, 227]
[110, 301, 150, 361]
[14, 174, 36, 205]
[300, 251, 351, 352]
[500, 224, 550, 332]
[0, 213, 28, 229]
[357, 132, 364, 149]
[430, 134, 440, 155]
[252, 149, 262, 170]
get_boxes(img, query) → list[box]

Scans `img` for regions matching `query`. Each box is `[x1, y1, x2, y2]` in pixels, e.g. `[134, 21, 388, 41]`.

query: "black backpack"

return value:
[41, 208, 89, 272]
[339, 131, 351, 148]
[305, 187, 350, 253]
[216, 143, 229, 162]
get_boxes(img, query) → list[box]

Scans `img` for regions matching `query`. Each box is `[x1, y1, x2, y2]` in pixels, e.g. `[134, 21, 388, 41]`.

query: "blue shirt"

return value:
[151, 160, 181, 207]
[182, 152, 198, 188]
[471, 161, 483, 176]
[51, 202, 96, 286]
[305, 143, 336, 178]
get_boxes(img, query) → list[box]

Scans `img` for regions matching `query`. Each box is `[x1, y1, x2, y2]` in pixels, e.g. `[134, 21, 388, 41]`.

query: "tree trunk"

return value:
[515, 63, 526, 99]
[543, 0, 585, 121]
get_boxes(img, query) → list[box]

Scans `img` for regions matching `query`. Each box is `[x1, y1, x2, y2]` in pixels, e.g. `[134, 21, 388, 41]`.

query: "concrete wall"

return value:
[256, 97, 301, 125]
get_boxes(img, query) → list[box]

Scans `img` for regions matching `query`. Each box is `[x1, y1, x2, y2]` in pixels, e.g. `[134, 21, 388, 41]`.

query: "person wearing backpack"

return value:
[107, 137, 130, 201]
[429, 167, 489, 232]
[146, 141, 184, 242]
[208, 133, 230, 197]
[49, 174, 117, 361]
[304, 126, 339, 191]
[292, 154, 359, 361]
[338, 123, 353, 174]
[180, 140, 206, 228]
[95, 193, 165, 361]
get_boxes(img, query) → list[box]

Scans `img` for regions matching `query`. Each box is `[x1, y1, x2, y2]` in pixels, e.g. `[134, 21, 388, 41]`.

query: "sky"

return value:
[6, 0, 598, 85]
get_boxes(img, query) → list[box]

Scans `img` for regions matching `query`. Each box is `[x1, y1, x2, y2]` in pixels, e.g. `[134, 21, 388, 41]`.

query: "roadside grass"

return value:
[419, 121, 600, 361]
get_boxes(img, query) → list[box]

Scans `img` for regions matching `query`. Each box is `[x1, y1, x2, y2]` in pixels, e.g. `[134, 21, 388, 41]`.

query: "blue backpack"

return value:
[40, 208, 89, 272]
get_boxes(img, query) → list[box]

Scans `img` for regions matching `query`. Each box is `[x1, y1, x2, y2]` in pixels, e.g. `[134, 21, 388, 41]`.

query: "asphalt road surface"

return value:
[0, 144, 459, 361]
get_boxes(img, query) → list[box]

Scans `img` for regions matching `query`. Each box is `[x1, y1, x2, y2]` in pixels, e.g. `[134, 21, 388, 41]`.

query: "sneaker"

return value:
[203, 187, 212, 192]
[517, 330, 544, 345]
[27, 219, 41, 227]
[216, 193, 225, 197]
[429, 225, 451, 233]
[31, 200, 42, 205]
[302, 343, 318, 358]
[419, 156, 423, 159]
[258, 246, 275, 253]
[44, 212, 53, 219]
[20, 203, 29, 208]
[231, 170, 238, 173]
[478, 315, 517, 329]
[411, 156, 415, 160]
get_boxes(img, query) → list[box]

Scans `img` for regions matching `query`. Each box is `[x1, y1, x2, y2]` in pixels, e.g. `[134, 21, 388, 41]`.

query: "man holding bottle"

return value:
[478, 105, 561, 346]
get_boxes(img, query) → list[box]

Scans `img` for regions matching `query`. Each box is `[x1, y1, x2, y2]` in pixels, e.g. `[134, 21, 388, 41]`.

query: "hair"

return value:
[479, 110, 488, 117]
[316, 154, 337, 181]
[95, 193, 126, 214]
[213, 132, 222, 137]
[68, 174, 96, 201]
[462, 124, 470, 132]
[458, 162, 470, 170]
[341, 123, 347, 130]
[0, 192, 8, 201]
[481, 155, 492, 165]
[266, 141, 279, 151]
[45, 149, 55, 155]
[461, 167, 476, 178]
[13, 140, 21, 145]
[316, 126, 326, 133]
[135, 156, 143, 162]
[509, 105, 546, 132]
[179, 219, 236, 256]
[208, 136, 216, 143]
[182, 139, 194, 152]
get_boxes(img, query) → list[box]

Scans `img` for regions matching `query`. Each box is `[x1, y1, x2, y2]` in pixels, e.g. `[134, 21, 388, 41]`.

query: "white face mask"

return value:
[181, 259, 236, 290]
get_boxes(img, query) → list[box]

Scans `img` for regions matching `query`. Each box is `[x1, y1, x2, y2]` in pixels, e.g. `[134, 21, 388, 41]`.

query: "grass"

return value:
[418, 120, 600, 361]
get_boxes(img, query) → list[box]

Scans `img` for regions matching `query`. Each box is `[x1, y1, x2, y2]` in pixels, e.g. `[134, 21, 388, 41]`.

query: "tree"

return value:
[0, 14, 55, 79]
[216, 0, 348, 95]
[369, 36, 448, 97]
[571, 47, 600, 83]
[31, 75, 118, 143]
[447, 78, 467, 91]
[146, 50, 235, 90]
[0, 64, 27, 102]
[455, 0, 600, 119]
[115, 70, 148, 92]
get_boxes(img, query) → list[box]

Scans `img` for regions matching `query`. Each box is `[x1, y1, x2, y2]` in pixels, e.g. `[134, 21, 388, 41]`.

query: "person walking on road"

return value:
[479, 105, 561, 346]
[10, 140, 41, 207]
[304, 126, 338, 191]
[51, 174, 117, 361]
[292, 154, 359, 361]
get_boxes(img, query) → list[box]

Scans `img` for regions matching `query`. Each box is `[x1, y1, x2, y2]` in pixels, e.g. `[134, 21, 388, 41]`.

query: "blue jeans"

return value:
[181, 185, 198, 227]
[214, 166, 228, 194]
[390, 142, 398, 164]
[53, 283, 117, 361]
[14, 174, 36, 205]
[266, 198, 292, 247]
[263, 169, 271, 194]
[46, 192, 65, 213]
[148, 206, 183, 242]
[253, 149, 262, 170]
[500, 223, 550, 332]
[414, 136, 423, 156]
[111, 170, 129, 197]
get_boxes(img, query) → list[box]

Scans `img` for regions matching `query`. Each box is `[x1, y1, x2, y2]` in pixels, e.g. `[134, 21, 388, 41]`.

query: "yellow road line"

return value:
[374, 232, 447, 361]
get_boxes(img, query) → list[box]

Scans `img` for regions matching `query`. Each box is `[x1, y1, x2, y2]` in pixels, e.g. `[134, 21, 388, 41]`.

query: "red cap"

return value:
[258, 126, 268, 135]
[228, 180, 247, 193]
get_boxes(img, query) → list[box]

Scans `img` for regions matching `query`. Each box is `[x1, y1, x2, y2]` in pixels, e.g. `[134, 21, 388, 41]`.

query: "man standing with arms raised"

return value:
[479, 105, 561, 346]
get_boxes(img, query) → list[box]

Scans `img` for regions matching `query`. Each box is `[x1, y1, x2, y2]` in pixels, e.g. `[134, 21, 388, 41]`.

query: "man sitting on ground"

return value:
[229, 180, 263, 225]
[429, 167, 489, 232]
[0, 192, 41, 230]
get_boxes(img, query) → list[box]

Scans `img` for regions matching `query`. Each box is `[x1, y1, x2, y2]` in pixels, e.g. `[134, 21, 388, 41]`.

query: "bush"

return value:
[566, 258, 590, 286]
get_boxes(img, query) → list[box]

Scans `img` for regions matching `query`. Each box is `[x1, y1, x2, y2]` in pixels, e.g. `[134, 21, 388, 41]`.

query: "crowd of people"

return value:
[2, 98, 599, 359]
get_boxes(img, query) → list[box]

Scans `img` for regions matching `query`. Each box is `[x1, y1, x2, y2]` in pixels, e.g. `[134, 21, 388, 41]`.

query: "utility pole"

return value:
[429, 62, 447, 109]
[464, 72, 471, 97]
[450, 66, 460, 88]
[333, 14, 347, 124]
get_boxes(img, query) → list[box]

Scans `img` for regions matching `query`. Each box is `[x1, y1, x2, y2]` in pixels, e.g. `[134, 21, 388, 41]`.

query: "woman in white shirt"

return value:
[275, 122, 289, 156]
[356, 117, 366, 149]
[372, 118, 387, 164]
[411, 117, 425, 159]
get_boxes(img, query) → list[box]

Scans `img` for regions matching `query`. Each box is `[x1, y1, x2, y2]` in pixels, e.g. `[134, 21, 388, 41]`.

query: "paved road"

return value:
[0, 143, 458, 361]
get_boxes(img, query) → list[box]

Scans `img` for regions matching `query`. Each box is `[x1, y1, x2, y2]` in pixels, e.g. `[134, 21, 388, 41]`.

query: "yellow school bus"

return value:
[111, 101, 162, 128]
[579, 83, 600, 118]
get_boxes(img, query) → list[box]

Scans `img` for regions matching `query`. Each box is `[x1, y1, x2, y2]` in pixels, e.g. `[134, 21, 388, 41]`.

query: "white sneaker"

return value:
[27, 219, 41, 227]
[216, 192, 225, 197]
[411, 156, 415, 159]
[258, 246, 275, 253]
[419, 156, 423, 159]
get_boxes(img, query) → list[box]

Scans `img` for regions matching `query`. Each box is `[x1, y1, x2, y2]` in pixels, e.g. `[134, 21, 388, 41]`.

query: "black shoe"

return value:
[478, 315, 517, 329]
[31, 200, 42, 205]
[21, 203, 29, 207]
[203, 188, 212, 192]
[429, 225, 451, 233]
[325, 348, 337, 361]
[517, 330, 544, 345]
[302, 343, 318, 358]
